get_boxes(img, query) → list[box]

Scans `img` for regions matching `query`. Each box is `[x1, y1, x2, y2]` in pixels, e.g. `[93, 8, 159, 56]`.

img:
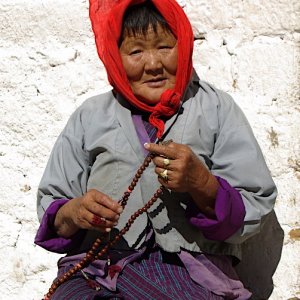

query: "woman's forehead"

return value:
[122, 24, 176, 41]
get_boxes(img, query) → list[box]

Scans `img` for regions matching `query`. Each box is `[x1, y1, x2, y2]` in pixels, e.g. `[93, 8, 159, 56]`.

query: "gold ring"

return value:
[163, 158, 170, 168]
[159, 169, 168, 181]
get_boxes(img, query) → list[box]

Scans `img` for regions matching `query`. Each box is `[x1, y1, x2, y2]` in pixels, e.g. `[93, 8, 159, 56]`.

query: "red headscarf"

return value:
[89, 0, 194, 138]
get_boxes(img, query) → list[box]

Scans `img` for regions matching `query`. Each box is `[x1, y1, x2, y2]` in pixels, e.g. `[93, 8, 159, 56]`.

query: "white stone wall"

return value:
[0, 0, 299, 299]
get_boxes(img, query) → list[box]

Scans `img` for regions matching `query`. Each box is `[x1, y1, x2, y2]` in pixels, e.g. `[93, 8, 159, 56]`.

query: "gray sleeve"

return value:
[36, 108, 90, 222]
[210, 90, 277, 244]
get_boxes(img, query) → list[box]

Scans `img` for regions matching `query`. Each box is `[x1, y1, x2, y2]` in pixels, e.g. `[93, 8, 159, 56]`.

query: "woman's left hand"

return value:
[144, 141, 209, 192]
[144, 141, 219, 215]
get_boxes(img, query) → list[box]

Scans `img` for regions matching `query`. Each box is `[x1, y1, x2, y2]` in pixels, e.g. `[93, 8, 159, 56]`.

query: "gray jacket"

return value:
[37, 78, 277, 259]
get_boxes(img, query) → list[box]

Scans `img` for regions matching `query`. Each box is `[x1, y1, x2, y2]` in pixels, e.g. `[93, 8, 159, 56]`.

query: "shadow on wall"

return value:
[235, 210, 284, 300]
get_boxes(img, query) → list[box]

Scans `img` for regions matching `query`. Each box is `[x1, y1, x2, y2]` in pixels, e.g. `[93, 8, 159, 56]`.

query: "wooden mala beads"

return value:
[43, 151, 164, 300]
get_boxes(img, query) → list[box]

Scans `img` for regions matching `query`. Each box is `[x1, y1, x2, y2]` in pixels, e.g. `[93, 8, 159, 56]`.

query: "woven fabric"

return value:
[89, 0, 194, 137]
[51, 249, 223, 300]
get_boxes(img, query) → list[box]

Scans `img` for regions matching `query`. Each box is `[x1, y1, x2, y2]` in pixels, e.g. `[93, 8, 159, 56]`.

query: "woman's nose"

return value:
[144, 51, 163, 73]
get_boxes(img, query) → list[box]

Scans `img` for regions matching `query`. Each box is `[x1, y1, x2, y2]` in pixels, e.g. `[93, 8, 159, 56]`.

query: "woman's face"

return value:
[119, 24, 178, 105]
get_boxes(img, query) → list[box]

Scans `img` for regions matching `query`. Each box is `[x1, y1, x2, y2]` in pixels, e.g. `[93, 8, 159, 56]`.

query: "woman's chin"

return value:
[135, 94, 161, 106]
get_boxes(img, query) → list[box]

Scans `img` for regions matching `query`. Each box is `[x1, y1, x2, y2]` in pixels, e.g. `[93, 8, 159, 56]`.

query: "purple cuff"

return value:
[34, 199, 85, 254]
[186, 177, 245, 241]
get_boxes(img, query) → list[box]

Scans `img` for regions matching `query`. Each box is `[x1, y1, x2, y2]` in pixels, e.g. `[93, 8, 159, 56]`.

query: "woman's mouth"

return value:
[144, 78, 167, 88]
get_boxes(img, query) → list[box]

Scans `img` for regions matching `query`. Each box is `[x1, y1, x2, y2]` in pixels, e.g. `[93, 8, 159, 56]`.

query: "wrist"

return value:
[189, 173, 219, 218]
[54, 198, 80, 238]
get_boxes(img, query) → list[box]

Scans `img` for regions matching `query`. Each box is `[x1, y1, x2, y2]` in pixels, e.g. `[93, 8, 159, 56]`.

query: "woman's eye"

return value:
[129, 49, 142, 55]
[159, 45, 171, 50]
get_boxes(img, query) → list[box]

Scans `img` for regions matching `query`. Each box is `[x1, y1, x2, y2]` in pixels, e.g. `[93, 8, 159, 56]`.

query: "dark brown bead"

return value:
[138, 208, 144, 214]
[59, 278, 64, 284]
[154, 191, 161, 198]
[134, 211, 140, 218]
[120, 228, 127, 235]
[99, 249, 106, 257]
[137, 169, 143, 175]
[114, 235, 121, 241]
[69, 269, 75, 275]
[82, 257, 88, 264]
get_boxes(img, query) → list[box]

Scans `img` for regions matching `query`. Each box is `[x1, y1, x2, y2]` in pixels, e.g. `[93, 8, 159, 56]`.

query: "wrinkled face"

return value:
[119, 24, 178, 105]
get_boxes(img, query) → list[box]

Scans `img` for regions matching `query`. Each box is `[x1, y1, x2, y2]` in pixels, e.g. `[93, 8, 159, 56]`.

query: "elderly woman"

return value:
[35, 0, 277, 299]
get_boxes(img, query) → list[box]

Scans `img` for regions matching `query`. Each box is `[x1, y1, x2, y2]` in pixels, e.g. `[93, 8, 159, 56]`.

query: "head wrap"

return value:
[89, 0, 194, 138]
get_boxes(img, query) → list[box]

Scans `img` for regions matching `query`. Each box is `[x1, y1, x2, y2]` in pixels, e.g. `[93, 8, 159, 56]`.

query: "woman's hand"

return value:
[144, 141, 219, 217]
[54, 189, 123, 238]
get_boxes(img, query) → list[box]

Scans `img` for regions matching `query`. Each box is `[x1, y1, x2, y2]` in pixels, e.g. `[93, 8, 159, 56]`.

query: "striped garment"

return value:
[51, 248, 224, 300]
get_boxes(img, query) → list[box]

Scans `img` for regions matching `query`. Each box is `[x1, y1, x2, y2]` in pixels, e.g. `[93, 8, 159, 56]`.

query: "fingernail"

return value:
[114, 222, 118, 226]
[144, 143, 150, 149]
[105, 228, 111, 232]
[117, 207, 123, 214]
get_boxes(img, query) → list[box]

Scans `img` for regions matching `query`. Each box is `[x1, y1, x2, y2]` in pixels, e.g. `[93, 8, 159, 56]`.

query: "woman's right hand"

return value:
[54, 189, 123, 238]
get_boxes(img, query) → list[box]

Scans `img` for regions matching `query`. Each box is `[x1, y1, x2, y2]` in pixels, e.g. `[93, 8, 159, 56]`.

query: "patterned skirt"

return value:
[51, 249, 226, 300]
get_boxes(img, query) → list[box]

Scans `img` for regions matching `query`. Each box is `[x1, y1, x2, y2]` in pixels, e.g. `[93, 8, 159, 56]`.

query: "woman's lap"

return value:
[51, 250, 224, 300]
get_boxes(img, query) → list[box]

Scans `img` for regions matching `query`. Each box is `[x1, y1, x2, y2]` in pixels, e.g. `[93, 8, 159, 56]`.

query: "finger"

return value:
[152, 156, 173, 170]
[89, 212, 117, 232]
[144, 142, 177, 159]
[91, 203, 121, 222]
[156, 167, 172, 182]
[74, 208, 114, 232]
[88, 190, 123, 214]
